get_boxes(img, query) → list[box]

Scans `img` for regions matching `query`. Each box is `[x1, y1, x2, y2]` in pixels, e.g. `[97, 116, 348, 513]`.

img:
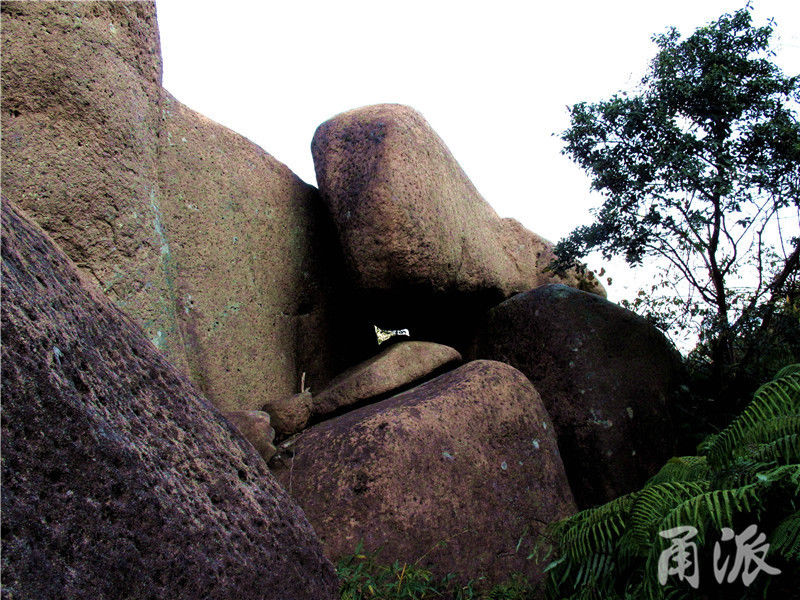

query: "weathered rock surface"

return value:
[311, 341, 463, 419]
[312, 104, 604, 346]
[0, 0, 186, 366]
[478, 284, 682, 508]
[272, 360, 576, 588]
[264, 390, 313, 439]
[1, 1, 372, 412]
[222, 411, 277, 462]
[158, 92, 368, 411]
[1, 200, 338, 600]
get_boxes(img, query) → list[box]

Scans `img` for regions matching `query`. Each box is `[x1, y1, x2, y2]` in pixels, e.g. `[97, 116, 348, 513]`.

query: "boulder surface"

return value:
[1, 200, 338, 600]
[478, 284, 682, 507]
[312, 104, 603, 345]
[311, 340, 462, 419]
[1, 0, 185, 365]
[158, 92, 367, 410]
[272, 360, 576, 588]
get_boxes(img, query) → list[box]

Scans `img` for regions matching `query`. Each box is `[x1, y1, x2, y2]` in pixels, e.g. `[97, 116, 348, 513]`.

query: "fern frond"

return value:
[645, 456, 709, 486]
[704, 368, 800, 469]
[770, 510, 800, 560]
[629, 481, 710, 552]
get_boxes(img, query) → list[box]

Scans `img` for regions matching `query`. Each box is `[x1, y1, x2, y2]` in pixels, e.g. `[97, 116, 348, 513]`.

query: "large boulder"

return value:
[158, 92, 369, 411]
[312, 104, 603, 348]
[0, 0, 186, 366]
[271, 360, 576, 589]
[1, 1, 371, 412]
[478, 284, 683, 508]
[1, 200, 338, 600]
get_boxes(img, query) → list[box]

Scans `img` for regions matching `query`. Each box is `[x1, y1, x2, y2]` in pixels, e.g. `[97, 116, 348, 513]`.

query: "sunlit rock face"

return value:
[1, 1, 372, 412]
[1, 200, 339, 600]
[311, 103, 604, 351]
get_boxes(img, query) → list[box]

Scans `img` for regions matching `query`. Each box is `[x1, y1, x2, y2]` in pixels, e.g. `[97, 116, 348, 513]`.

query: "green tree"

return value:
[554, 6, 800, 398]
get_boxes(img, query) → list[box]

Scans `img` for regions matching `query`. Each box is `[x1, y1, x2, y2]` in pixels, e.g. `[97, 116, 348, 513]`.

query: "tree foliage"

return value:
[553, 6, 800, 392]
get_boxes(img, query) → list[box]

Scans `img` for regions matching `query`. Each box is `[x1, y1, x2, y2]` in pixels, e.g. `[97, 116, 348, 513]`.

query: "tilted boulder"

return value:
[311, 341, 462, 419]
[478, 284, 682, 508]
[1, 1, 371, 412]
[312, 104, 603, 348]
[271, 360, 576, 588]
[1, 200, 338, 600]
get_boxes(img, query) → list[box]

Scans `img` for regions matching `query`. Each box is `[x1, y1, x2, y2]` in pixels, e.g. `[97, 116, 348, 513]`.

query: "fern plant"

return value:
[544, 364, 800, 600]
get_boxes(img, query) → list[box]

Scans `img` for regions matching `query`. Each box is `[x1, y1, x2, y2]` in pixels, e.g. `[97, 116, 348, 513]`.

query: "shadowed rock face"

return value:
[1, 200, 338, 600]
[272, 360, 576, 589]
[478, 284, 683, 508]
[311, 104, 604, 349]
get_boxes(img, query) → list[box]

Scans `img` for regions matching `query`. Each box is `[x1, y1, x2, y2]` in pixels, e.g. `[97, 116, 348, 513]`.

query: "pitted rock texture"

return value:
[222, 411, 277, 462]
[311, 341, 462, 419]
[312, 104, 604, 342]
[0, 0, 186, 366]
[272, 360, 576, 589]
[1, 200, 338, 600]
[158, 92, 369, 411]
[478, 284, 682, 508]
[2, 1, 372, 412]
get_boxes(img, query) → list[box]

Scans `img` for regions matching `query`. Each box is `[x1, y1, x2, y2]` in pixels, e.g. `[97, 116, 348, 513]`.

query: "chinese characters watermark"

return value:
[658, 525, 781, 589]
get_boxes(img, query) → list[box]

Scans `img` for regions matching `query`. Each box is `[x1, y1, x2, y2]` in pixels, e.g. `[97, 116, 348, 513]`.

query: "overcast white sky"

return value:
[155, 0, 799, 302]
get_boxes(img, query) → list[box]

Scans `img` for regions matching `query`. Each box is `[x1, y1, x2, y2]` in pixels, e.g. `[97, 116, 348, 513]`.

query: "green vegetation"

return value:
[337, 544, 536, 599]
[552, 6, 800, 411]
[544, 364, 800, 600]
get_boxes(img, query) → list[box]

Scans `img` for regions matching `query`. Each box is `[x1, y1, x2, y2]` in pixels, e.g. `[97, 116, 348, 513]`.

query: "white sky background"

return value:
[155, 0, 799, 305]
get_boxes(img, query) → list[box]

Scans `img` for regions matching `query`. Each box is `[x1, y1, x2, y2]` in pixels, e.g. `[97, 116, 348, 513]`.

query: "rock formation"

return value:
[271, 360, 576, 589]
[1, 1, 372, 413]
[478, 284, 682, 507]
[1, 200, 338, 600]
[312, 103, 604, 350]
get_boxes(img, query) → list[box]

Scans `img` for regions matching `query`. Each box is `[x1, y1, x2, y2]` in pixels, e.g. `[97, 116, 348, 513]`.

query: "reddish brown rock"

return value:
[0, 0, 186, 366]
[158, 92, 369, 411]
[272, 360, 576, 588]
[478, 284, 682, 508]
[311, 104, 603, 347]
[1, 200, 338, 600]
[311, 341, 462, 419]
[222, 411, 277, 462]
[264, 391, 313, 439]
[1, 1, 372, 412]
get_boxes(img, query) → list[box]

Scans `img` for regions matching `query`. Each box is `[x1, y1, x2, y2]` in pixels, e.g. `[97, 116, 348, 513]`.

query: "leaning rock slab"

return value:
[1, 201, 338, 600]
[312, 104, 603, 341]
[478, 284, 682, 508]
[311, 341, 462, 419]
[272, 360, 576, 588]
[158, 92, 368, 411]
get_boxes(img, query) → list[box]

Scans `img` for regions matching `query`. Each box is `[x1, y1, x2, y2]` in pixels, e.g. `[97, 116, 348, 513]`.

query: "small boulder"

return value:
[311, 341, 462, 418]
[222, 411, 277, 462]
[263, 391, 312, 439]
[272, 360, 576, 588]
[478, 284, 682, 507]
